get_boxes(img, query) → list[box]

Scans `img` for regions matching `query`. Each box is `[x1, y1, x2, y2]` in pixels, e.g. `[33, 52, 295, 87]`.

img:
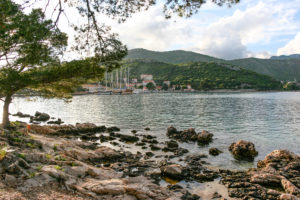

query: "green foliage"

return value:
[146, 82, 156, 90]
[125, 60, 283, 91]
[162, 83, 169, 91]
[18, 153, 26, 160]
[0, 149, 6, 161]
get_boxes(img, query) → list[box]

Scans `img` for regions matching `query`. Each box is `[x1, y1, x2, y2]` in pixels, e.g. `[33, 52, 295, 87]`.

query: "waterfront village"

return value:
[77, 74, 195, 95]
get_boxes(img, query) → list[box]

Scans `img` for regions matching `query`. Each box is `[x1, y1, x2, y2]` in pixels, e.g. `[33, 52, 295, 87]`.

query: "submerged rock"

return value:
[209, 148, 223, 156]
[229, 140, 258, 160]
[166, 126, 214, 145]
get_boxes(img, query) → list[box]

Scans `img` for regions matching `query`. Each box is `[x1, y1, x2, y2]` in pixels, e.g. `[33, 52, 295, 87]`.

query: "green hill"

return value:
[228, 58, 300, 81]
[126, 48, 300, 81]
[126, 48, 221, 64]
[125, 60, 282, 90]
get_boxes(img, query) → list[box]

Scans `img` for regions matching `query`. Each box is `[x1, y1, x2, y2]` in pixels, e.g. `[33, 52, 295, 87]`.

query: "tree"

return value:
[162, 83, 169, 91]
[146, 82, 156, 91]
[0, 0, 125, 128]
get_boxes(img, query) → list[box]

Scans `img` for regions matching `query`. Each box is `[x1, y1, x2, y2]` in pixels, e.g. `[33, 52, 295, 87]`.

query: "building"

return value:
[163, 80, 171, 87]
[142, 80, 156, 87]
[132, 78, 138, 83]
[141, 74, 153, 81]
[81, 84, 99, 93]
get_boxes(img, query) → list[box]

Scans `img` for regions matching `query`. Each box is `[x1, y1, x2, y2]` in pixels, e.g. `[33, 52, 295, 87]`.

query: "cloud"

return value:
[277, 32, 300, 55]
[191, 2, 299, 59]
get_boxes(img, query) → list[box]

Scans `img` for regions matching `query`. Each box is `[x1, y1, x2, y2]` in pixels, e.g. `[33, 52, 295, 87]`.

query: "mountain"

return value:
[228, 58, 300, 81]
[125, 48, 300, 81]
[126, 48, 222, 64]
[271, 54, 300, 60]
[125, 60, 282, 90]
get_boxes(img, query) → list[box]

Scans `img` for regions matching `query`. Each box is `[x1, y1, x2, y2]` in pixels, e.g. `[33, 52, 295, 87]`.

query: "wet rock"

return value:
[135, 142, 146, 146]
[12, 112, 31, 118]
[165, 140, 179, 149]
[197, 130, 213, 145]
[145, 152, 154, 159]
[144, 127, 150, 131]
[33, 111, 50, 121]
[131, 130, 137, 134]
[229, 140, 258, 160]
[181, 191, 201, 200]
[221, 150, 300, 200]
[47, 118, 64, 125]
[161, 164, 183, 180]
[117, 134, 139, 143]
[150, 144, 161, 151]
[106, 126, 120, 133]
[209, 148, 223, 156]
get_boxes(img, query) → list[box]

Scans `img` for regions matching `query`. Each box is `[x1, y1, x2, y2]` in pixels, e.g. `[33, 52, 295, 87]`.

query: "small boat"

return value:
[122, 89, 133, 95]
[112, 89, 122, 95]
[98, 90, 112, 95]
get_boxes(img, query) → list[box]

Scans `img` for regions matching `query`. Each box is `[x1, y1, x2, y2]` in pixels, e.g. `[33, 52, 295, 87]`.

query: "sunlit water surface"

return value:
[1, 92, 300, 170]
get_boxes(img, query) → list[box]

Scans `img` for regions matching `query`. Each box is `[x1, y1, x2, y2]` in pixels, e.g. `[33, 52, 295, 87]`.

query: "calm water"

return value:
[1, 92, 300, 170]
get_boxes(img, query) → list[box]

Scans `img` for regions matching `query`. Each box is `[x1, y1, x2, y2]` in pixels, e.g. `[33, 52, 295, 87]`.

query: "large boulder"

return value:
[229, 140, 258, 160]
[197, 130, 213, 145]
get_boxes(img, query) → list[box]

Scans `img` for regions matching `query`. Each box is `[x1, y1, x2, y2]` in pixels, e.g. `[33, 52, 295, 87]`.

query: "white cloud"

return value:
[190, 2, 299, 59]
[277, 32, 300, 55]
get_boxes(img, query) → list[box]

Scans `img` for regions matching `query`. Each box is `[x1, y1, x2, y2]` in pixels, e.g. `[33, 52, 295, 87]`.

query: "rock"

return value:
[106, 126, 121, 133]
[4, 174, 17, 186]
[161, 164, 183, 180]
[144, 127, 150, 131]
[197, 130, 213, 145]
[117, 134, 139, 143]
[76, 123, 97, 129]
[131, 130, 137, 134]
[221, 150, 300, 200]
[209, 148, 223, 156]
[280, 194, 299, 200]
[30, 125, 56, 135]
[229, 140, 258, 160]
[33, 111, 50, 121]
[12, 112, 31, 118]
[165, 140, 179, 149]
[166, 126, 179, 137]
[47, 118, 64, 125]
[150, 144, 161, 151]
[212, 192, 222, 199]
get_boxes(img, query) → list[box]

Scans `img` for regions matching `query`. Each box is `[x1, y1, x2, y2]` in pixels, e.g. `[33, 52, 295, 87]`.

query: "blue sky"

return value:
[103, 0, 300, 59]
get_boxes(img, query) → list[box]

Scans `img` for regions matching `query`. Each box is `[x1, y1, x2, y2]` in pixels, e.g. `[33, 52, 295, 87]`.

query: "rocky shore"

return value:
[0, 122, 299, 200]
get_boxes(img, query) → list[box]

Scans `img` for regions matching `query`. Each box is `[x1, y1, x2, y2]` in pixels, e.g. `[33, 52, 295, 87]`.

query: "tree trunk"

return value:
[2, 94, 12, 129]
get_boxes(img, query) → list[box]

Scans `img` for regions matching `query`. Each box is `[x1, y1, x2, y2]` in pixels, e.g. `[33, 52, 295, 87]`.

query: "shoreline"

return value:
[0, 122, 299, 200]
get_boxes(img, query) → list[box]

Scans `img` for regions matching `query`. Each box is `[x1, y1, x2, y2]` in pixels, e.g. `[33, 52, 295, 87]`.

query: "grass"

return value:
[26, 143, 36, 148]
[0, 149, 7, 161]
[36, 165, 43, 171]
[45, 154, 52, 159]
[54, 165, 64, 171]
[18, 153, 26, 160]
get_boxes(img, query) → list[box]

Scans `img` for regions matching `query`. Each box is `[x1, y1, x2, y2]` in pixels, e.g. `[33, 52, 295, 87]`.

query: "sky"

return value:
[101, 0, 300, 60]
[29, 0, 300, 60]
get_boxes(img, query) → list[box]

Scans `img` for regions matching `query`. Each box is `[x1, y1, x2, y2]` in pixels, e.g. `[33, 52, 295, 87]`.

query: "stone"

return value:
[161, 164, 183, 180]
[209, 148, 223, 156]
[30, 125, 56, 135]
[165, 140, 179, 149]
[34, 111, 50, 121]
[4, 174, 17, 186]
[229, 140, 258, 160]
[280, 194, 299, 200]
[197, 130, 214, 145]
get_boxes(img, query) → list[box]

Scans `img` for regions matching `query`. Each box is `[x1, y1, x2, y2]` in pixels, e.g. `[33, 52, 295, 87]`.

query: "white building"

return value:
[81, 84, 99, 93]
[141, 74, 153, 81]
